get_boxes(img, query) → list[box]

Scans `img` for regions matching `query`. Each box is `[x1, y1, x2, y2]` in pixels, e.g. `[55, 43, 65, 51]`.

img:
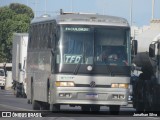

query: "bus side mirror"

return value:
[18, 63, 22, 70]
[56, 26, 60, 41]
[149, 44, 155, 57]
[157, 43, 160, 49]
[51, 49, 54, 56]
[131, 40, 138, 55]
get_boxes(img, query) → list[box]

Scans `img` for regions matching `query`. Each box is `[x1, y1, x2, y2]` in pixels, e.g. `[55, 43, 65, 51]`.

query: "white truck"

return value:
[12, 33, 28, 98]
[132, 21, 160, 112]
[0, 68, 6, 89]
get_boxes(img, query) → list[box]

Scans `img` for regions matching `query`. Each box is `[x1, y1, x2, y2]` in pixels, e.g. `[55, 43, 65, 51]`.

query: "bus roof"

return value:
[31, 13, 129, 27]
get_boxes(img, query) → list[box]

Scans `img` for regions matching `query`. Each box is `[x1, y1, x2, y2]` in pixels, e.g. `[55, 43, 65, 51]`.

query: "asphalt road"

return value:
[0, 89, 159, 120]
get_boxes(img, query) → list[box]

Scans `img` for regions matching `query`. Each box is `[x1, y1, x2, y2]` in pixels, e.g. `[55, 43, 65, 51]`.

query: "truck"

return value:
[0, 68, 6, 89]
[132, 25, 160, 112]
[12, 33, 28, 98]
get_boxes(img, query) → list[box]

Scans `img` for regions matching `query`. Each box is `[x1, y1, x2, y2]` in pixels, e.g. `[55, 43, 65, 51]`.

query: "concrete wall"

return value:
[150, 19, 160, 30]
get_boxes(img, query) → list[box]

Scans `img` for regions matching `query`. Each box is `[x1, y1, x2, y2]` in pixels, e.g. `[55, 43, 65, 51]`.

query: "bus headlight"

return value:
[119, 84, 128, 88]
[55, 81, 75, 87]
[111, 84, 119, 88]
[111, 83, 128, 89]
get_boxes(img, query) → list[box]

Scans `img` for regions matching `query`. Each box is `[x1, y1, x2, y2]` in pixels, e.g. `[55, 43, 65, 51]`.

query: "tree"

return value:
[0, 3, 34, 62]
[9, 3, 34, 18]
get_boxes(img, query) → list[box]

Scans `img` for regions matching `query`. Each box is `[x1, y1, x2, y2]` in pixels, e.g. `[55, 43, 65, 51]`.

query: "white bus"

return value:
[26, 11, 132, 113]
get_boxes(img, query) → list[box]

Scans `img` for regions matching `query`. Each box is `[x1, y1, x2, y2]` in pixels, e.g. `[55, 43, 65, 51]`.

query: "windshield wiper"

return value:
[73, 58, 83, 75]
[73, 63, 81, 75]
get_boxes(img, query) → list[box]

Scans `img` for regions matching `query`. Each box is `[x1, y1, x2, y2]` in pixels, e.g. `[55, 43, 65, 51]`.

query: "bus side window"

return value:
[51, 34, 56, 73]
[33, 25, 38, 49]
[40, 24, 44, 49]
[158, 43, 160, 69]
[37, 24, 42, 49]
[36, 24, 40, 49]
[31, 25, 35, 49]
[51, 22, 57, 49]
[28, 26, 32, 49]
[51, 22, 57, 73]
[42, 24, 46, 48]
[44, 23, 48, 48]
[48, 23, 52, 48]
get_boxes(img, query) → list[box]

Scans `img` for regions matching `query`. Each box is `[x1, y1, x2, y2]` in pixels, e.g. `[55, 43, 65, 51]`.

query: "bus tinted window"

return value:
[29, 21, 57, 49]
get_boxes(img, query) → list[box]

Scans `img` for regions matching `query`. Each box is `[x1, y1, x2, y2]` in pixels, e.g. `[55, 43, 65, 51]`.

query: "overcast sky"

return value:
[1, 0, 160, 26]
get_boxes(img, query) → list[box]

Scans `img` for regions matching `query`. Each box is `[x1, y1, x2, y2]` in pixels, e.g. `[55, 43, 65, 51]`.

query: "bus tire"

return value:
[136, 103, 144, 112]
[109, 105, 120, 115]
[43, 103, 50, 110]
[1, 86, 5, 90]
[47, 80, 51, 103]
[27, 99, 31, 104]
[50, 104, 60, 112]
[31, 77, 33, 104]
[33, 100, 40, 110]
[16, 91, 20, 98]
[23, 93, 27, 98]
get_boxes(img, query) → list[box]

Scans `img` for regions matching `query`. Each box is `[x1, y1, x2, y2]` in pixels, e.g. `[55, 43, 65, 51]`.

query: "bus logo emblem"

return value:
[90, 81, 96, 87]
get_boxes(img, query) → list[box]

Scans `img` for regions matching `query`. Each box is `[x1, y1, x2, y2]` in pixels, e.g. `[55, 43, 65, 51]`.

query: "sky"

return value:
[0, 0, 160, 27]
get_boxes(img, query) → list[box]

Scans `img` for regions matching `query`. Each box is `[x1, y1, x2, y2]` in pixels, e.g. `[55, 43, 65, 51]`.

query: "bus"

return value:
[26, 11, 132, 113]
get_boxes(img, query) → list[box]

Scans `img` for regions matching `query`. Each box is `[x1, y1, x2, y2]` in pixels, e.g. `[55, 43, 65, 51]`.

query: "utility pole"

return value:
[33, 0, 38, 17]
[152, 0, 155, 20]
[45, 0, 47, 14]
[71, 0, 73, 12]
[130, 0, 133, 26]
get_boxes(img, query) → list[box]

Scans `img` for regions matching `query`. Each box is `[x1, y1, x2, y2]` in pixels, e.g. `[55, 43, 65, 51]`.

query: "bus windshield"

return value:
[56, 25, 130, 66]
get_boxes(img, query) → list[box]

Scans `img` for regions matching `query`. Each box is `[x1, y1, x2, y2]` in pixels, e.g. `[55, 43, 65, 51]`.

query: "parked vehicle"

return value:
[0, 68, 6, 89]
[12, 33, 28, 98]
[132, 33, 160, 112]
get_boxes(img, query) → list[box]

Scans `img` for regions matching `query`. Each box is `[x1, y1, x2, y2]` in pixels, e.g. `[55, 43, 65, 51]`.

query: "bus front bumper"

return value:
[51, 87, 129, 106]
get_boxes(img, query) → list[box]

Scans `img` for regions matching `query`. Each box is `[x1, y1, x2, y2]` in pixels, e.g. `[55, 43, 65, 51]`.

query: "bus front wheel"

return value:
[50, 104, 60, 112]
[33, 100, 40, 110]
[109, 105, 120, 115]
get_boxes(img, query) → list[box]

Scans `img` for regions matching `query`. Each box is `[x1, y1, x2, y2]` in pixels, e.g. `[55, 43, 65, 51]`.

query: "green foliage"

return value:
[0, 7, 15, 21]
[0, 3, 34, 62]
[9, 3, 34, 19]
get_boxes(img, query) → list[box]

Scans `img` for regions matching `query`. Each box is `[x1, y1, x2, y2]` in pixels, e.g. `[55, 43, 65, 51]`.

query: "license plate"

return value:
[86, 93, 98, 99]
